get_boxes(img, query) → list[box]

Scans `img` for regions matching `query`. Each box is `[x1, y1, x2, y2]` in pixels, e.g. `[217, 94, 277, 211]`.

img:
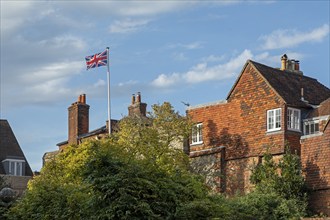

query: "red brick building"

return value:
[187, 55, 330, 214]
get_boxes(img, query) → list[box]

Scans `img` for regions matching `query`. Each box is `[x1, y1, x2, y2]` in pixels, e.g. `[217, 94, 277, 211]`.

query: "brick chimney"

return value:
[128, 92, 147, 117]
[68, 94, 89, 144]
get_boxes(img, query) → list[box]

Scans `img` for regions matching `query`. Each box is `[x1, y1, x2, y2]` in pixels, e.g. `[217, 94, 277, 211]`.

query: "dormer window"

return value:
[304, 120, 320, 136]
[287, 108, 301, 131]
[2, 159, 25, 176]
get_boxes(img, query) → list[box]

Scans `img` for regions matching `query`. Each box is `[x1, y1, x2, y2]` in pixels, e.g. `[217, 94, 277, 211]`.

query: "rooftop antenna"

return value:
[181, 101, 190, 107]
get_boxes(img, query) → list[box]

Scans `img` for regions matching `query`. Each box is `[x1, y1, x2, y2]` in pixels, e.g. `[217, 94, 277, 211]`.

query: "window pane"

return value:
[192, 124, 202, 144]
[10, 162, 15, 175]
[268, 111, 274, 130]
[311, 123, 315, 134]
[198, 124, 203, 142]
[315, 123, 319, 132]
[192, 129, 197, 142]
[305, 124, 309, 135]
[294, 110, 299, 129]
[275, 109, 281, 128]
[287, 109, 292, 128]
[16, 162, 22, 176]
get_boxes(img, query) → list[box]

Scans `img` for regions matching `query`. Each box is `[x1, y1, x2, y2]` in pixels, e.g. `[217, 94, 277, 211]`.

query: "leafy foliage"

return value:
[7, 102, 209, 219]
[114, 102, 192, 173]
[83, 141, 208, 219]
[248, 147, 308, 218]
[6, 103, 309, 219]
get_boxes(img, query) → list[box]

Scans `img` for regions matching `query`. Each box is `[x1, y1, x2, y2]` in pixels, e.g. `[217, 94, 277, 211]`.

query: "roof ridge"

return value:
[249, 59, 320, 82]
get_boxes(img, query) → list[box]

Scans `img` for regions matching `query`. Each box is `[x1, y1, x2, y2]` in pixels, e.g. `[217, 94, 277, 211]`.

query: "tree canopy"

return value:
[7, 103, 209, 219]
[7, 103, 309, 219]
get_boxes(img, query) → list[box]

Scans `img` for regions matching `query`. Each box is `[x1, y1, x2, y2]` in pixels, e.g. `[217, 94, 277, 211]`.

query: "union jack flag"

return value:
[85, 50, 108, 70]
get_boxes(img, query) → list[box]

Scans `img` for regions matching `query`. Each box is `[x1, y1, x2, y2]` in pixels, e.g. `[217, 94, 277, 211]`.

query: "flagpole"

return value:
[106, 47, 111, 135]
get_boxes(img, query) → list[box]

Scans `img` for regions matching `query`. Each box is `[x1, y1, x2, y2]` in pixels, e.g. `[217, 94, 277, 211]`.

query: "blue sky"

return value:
[1, 1, 329, 171]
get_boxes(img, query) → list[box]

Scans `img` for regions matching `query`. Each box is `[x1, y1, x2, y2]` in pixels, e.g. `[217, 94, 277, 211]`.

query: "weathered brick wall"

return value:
[301, 121, 330, 215]
[285, 131, 302, 155]
[308, 189, 330, 217]
[225, 156, 258, 195]
[68, 102, 89, 145]
[187, 63, 290, 195]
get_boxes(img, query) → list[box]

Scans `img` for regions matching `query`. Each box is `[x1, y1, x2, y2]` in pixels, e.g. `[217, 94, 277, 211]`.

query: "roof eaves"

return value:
[77, 125, 107, 139]
[56, 140, 68, 147]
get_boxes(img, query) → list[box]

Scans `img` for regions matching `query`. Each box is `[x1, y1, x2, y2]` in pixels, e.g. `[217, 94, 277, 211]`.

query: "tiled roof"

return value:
[0, 120, 33, 176]
[250, 60, 330, 107]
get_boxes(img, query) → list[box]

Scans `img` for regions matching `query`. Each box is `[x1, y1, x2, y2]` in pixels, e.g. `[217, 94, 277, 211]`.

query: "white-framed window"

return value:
[267, 108, 281, 132]
[287, 108, 301, 131]
[304, 120, 320, 135]
[2, 159, 25, 176]
[191, 123, 203, 145]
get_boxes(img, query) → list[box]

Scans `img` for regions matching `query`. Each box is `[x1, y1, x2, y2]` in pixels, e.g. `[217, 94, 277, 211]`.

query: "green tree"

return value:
[8, 102, 211, 219]
[8, 140, 209, 219]
[7, 142, 97, 219]
[246, 147, 308, 219]
[83, 140, 208, 219]
[115, 102, 192, 173]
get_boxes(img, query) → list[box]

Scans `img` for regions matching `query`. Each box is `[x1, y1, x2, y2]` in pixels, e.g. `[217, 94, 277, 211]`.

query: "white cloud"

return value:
[167, 41, 204, 50]
[152, 73, 181, 88]
[114, 1, 190, 16]
[118, 80, 138, 87]
[21, 61, 83, 84]
[173, 52, 188, 61]
[0, 1, 35, 34]
[152, 49, 253, 88]
[252, 51, 305, 68]
[93, 79, 106, 88]
[201, 55, 225, 62]
[260, 24, 329, 50]
[184, 49, 253, 83]
[109, 18, 151, 33]
[184, 42, 204, 50]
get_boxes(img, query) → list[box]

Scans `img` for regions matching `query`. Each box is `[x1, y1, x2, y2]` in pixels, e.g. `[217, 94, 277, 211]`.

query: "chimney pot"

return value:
[131, 94, 135, 105]
[136, 92, 141, 103]
[281, 54, 287, 70]
[81, 94, 86, 104]
[295, 60, 300, 71]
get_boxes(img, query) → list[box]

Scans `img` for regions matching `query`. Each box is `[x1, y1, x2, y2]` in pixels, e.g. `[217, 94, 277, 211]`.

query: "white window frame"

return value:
[304, 120, 320, 136]
[191, 123, 203, 145]
[2, 159, 24, 176]
[287, 107, 301, 132]
[267, 108, 281, 132]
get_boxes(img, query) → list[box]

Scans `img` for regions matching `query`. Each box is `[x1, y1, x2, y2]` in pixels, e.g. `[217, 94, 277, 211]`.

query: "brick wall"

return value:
[301, 121, 330, 215]
[187, 62, 291, 195]
[308, 189, 330, 216]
